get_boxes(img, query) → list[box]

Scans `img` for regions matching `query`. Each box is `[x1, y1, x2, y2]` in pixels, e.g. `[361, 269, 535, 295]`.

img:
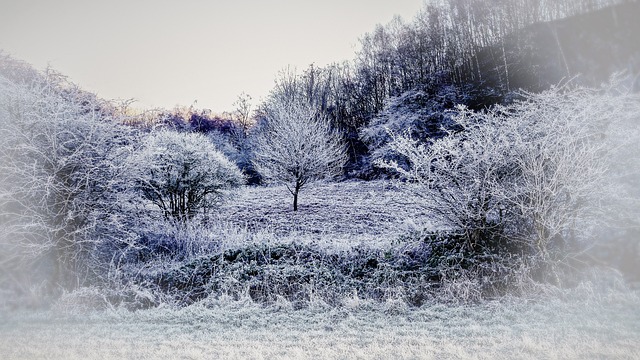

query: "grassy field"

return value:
[216, 180, 433, 247]
[2, 290, 639, 359]
[2, 181, 639, 359]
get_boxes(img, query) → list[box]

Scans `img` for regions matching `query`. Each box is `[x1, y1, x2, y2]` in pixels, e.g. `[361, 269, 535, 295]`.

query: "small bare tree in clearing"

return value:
[252, 101, 347, 211]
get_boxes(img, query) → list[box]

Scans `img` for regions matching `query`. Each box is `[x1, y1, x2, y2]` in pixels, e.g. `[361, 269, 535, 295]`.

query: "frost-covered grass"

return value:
[102, 180, 449, 308]
[3, 180, 639, 359]
[2, 290, 639, 359]
[83, 179, 635, 309]
[217, 180, 433, 248]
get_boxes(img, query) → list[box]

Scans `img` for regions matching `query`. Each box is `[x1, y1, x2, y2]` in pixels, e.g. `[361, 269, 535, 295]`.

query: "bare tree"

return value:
[233, 92, 253, 138]
[252, 101, 347, 211]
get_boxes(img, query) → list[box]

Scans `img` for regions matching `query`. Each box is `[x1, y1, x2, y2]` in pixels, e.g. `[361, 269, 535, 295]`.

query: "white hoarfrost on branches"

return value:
[380, 78, 640, 257]
[359, 88, 460, 165]
[252, 101, 347, 211]
[0, 67, 136, 292]
[126, 130, 244, 222]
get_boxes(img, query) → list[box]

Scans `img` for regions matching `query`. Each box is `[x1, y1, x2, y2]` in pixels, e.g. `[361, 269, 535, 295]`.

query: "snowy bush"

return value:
[252, 100, 347, 211]
[0, 65, 136, 293]
[125, 130, 244, 222]
[360, 88, 462, 169]
[380, 78, 640, 263]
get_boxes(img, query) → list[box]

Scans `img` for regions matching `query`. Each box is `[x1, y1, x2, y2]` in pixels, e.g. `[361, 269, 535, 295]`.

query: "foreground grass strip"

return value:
[2, 294, 639, 360]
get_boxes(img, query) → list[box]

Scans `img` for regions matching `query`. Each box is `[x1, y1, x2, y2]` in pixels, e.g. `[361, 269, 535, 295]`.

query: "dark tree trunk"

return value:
[292, 180, 303, 211]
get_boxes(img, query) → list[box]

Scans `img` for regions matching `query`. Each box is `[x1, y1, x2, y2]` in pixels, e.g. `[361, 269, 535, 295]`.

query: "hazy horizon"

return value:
[0, 0, 425, 113]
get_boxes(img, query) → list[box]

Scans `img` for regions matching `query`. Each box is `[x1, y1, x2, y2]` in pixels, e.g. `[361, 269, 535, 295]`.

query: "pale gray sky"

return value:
[0, 0, 425, 112]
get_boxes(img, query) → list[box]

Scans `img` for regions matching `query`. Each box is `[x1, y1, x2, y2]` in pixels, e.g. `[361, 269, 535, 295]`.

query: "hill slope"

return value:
[473, 1, 640, 93]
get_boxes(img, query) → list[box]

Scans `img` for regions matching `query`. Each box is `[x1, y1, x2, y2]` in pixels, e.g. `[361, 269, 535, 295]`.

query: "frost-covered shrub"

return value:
[126, 130, 244, 221]
[0, 62, 137, 293]
[149, 242, 338, 306]
[208, 130, 242, 164]
[208, 127, 259, 184]
[380, 78, 640, 263]
[131, 219, 226, 263]
[130, 240, 480, 308]
[359, 86, 465, 174]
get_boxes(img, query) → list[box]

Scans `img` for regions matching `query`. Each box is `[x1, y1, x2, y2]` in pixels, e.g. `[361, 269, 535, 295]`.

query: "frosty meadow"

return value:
[1, 0, 640, 359]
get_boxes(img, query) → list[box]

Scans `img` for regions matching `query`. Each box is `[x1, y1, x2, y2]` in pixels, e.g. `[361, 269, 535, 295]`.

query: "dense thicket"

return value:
[0, 59, 136, 295]
[260, 0, 638, 176]
[380, 80, 640, 260]
[0, 55, 243, 305]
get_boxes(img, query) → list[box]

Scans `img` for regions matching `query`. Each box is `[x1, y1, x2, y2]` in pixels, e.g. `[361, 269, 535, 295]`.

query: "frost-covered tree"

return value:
[380, 79, 640, 257]
[233, 92, 254, 138]
[252, 101, 347, 211]
[126, 130, 244, 221]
